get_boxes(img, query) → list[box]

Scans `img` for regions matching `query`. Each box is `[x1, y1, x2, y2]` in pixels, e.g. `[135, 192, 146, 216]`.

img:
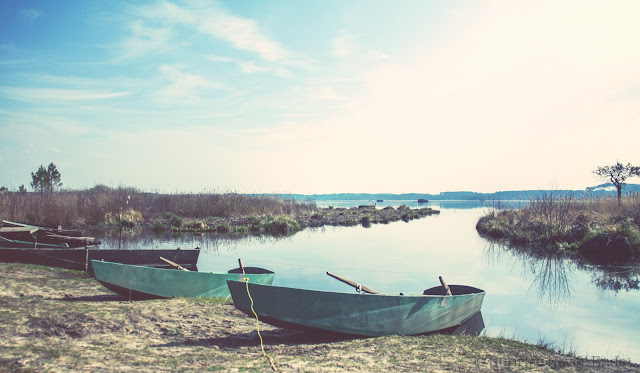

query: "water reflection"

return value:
[85, 227, 294, 253]
[483, 244, 575, 307]
[483, 239, 640, 304]
[589, 266, 640, 293]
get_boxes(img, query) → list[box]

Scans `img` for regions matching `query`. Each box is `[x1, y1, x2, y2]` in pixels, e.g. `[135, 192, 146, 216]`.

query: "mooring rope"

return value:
[243, 277, 278, 372]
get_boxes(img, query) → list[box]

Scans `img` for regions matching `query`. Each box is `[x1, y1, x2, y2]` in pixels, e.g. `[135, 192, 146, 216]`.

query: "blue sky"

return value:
[1, 0, 639, 194]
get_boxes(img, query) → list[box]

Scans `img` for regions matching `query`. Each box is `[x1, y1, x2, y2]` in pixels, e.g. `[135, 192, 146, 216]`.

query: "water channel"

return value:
[91, 200, 640, 362]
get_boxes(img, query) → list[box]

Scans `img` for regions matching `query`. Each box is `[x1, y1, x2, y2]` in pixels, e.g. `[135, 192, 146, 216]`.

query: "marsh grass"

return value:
[0, 185, 316, 227]
[477, 193, 640, 262]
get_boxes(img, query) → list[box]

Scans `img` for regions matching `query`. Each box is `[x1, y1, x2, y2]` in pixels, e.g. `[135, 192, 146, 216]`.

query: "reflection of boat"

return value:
[227, 274, 485, 336]
[0, 247, 200, 272]
[446, 310, 484, 336]
[0, 220, 100, 248]
[92, 260, 275, 299]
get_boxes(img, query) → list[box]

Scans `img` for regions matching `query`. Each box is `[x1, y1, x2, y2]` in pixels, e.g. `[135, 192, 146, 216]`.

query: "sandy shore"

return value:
[0, 263, 637, 372]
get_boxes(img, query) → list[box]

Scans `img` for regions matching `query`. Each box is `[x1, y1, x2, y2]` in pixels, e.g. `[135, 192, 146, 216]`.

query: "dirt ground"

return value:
[0, 263, 638, 372]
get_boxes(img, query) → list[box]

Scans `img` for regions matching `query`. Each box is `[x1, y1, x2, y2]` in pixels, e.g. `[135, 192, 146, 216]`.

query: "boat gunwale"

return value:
[227, 279, 485, 299]
[92, 260, 274, 275]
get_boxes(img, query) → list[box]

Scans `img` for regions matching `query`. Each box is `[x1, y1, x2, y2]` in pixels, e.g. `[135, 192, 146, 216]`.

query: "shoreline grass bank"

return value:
[476, 194, 640, 264]
[1, 263, 636, 372]
[0, 187, 439, 236]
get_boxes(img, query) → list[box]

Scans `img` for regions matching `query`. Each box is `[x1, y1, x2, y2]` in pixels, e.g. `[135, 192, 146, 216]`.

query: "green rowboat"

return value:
[92, 260, 275, 299]
[227, 277, 485, 336]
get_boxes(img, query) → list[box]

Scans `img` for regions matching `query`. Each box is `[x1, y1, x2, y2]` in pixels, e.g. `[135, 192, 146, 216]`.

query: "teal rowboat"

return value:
[92, 260, 275, 299]
[226, 279, 485, 336]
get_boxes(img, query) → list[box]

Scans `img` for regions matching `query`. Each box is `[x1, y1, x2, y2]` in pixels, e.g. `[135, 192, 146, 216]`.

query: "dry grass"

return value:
[1, 263, 637, 372]
[477, 193, 640, 262]
[0, 186, 316, 227]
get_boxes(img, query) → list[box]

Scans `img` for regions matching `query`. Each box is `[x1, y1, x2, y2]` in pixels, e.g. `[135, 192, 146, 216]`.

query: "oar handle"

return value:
[439, 276, 452, 296]
[326, 272, 381, 295]
[238, 258, 245, 275]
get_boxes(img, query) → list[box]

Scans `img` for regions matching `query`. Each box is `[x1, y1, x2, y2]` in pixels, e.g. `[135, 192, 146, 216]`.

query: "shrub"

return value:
[263, 215, 301, 235]
[216, 224, 231, 234]
[104, 208, 143, 226]
[152, 220, 167, 233]
[166, 213, 183, 228]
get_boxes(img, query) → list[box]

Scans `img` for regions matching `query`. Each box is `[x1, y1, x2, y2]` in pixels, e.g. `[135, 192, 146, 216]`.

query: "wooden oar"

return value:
[439, 276, 452, 296]
[160, 256, 190, 271]
[237, 258, 246, 280]
[326, 272, 381, 295]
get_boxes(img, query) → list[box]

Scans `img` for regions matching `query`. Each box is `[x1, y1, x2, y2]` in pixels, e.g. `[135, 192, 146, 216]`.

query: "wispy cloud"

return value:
[332, 31, 357, 58]
[129, 1, 301, 66]
[0, 86, 130, 102]
[155, 64, 223, 103]
[20, 8, 42, 22]
[332, 31, 389, 61]
[196, 5, 288, 63]
[206, 54, 292, 78]
[118, 20, 174, 61]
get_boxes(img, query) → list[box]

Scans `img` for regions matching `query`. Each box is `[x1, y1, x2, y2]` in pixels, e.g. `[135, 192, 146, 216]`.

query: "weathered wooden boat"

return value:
[0, 220, 100, 248]
[418, 199, 429, 203]
[0, 234, 71, 249]
[0, 247, 200, 272]
[227, 273, 485, 336]
[1, 220, 83, 237]
[92, 260, 275, 299]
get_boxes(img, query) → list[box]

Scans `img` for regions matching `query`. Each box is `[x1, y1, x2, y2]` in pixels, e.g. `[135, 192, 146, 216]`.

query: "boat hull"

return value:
[227, 281, 485, 336]
[1, 220, 99, 247]
[93, 260, 275, 299]
[0, 248, 199, 272]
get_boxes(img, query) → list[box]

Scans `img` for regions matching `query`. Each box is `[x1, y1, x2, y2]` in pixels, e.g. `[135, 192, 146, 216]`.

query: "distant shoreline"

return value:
[258, 183, 640, 202]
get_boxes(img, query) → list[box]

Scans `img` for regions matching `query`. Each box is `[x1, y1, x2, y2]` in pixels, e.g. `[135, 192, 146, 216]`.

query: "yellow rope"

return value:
[244, 277, 279, 372]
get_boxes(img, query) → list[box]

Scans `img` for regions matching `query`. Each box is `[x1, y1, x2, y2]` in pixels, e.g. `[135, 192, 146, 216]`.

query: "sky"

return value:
[1, 0, 639, 194]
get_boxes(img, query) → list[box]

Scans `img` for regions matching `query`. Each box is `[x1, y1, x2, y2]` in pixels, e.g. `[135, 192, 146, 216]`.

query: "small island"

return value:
[476, 163, 640, 264]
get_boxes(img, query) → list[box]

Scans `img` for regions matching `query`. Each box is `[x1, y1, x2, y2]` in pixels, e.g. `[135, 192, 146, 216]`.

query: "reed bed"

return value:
[477, 192, 640, 263]
[0, 186, 317, 227]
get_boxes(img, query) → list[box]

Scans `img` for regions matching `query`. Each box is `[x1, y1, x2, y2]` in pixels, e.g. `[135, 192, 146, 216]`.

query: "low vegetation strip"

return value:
[1, 263, 636, 372]
[159, 204, 440, 236]
[0, 187, 439, 237]
[476, 193, 640, 264]
[0, 186, 316, 227]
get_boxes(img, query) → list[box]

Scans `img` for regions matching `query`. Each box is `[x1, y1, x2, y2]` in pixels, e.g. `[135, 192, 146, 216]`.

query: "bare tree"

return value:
[593, 162, 640, 205]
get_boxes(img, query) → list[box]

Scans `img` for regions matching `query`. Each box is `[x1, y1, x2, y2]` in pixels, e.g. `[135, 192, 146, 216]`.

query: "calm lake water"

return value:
[93, 200, 640, 362]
